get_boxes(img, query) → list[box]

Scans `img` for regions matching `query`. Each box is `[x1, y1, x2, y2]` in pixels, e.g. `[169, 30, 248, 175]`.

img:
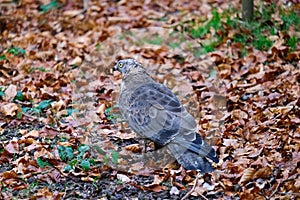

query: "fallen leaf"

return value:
[5, 140, 19, 154]
[4, 84, 17, 101]
[117, 174, 131, 183]
[1, 103, 20, 116]
[239, 168, 255, 186]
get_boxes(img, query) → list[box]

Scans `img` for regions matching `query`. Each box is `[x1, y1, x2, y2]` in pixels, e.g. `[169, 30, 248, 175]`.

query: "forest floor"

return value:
[0, 0, 299, 199]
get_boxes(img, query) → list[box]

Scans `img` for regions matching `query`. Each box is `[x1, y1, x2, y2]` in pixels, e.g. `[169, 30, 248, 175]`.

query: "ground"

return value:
[0, 0, 299, 199]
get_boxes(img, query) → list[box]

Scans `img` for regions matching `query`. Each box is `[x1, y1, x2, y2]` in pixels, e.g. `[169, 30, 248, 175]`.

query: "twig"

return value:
[278, 192, 300, 196]
[181, 172, 208, 200]
[268, 173, 298, 199]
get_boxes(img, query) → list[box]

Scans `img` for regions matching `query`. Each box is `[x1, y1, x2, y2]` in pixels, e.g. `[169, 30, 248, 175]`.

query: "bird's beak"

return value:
[113, 63, 118, 71]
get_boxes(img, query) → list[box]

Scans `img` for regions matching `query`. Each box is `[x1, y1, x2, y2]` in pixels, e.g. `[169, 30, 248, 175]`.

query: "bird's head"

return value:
[114, 58, 143, 76]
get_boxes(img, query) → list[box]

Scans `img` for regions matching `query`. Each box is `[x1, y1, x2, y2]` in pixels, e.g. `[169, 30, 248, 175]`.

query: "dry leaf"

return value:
[125, 144, 141, 153]
[4, 84, 17, 101]
[117, 174, 131, 183]
[1, 103, 20, 116]
[5, 140, 19, 154]
[239, 168, 255, 186]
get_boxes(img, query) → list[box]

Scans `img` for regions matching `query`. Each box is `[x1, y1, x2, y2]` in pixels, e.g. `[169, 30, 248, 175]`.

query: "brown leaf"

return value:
[4, 84, 17, 101]
[253, 166, 272, 179]
[23, 130, 40, 138]
[51, 100, 65, 112]
[35, 187, 53, 199]
[114, 131, 136, 140]
[5, 140, 19, 154]
[1, 170, 18, 179]
[125, 144, 142, 153]
[117, 174, 131, 183]
[1, 103, 20, 116]
[239, 168, 255, 186]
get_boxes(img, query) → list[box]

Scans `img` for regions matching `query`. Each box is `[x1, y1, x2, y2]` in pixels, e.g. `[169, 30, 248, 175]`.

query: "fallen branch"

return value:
[181, 172, 208, 200]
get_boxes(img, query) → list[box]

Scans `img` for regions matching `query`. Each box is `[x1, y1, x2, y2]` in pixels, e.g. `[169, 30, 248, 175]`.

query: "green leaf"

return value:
[16, 111, 22, 119]
[36, 158, 51, 168]
[103, 155, 109, 165]
[65, 147, 74, 160]
[111, 151, 120, 165]
[40, 0, 61, 13]
[21, 107, 31, 113]
[37, 67, 47, 72]
[80, 159, 91, 170]
[7, 47, 25, 56]
[191, 26, 207, 38]
[14, 91, 23, 101]
[29, 182, 38, 190]
[36, 99, 53, 110]
[58, 146, 74, 161]
[287, 35, 297, 51]
[105, 107, 115, 121]
[144, 35, 163, 45]
[0, 54, 6, 61]
[77, 145, 90, 158]
[66, 108, 78, 116]
[95, 146, 106, 155]
[89, 158, 95, 165]
[96, 42, 102, 51]
[69, 159, 78, 167]
[209, 68, 217, 79]
[0, 90, 4, 97]
[58, 146, 66, 161]
[168, 42, 181, 49]
[64, 165, 72, 173]
[78, 145, 89, 153]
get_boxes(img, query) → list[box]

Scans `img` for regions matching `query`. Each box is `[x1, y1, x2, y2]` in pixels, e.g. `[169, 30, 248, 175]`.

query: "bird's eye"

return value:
[119, 63, 123, 68]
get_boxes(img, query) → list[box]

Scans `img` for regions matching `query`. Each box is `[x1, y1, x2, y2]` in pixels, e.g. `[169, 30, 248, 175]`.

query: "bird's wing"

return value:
[119, 81, 218, 171]
[120, 82, 197, 146]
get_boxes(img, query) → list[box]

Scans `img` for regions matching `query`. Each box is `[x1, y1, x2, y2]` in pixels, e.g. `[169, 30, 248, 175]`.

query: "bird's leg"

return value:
[140, 137, 149, 154]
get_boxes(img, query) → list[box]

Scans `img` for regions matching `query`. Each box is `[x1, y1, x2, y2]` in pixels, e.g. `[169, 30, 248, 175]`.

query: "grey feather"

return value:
[115, 58, 219, 172]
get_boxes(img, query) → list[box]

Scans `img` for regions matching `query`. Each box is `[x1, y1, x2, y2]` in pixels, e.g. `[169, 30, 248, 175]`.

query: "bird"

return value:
[114, 58, 219, 172]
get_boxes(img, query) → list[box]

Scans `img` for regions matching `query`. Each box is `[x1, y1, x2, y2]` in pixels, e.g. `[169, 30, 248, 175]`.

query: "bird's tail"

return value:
[168, 133, 218, 172]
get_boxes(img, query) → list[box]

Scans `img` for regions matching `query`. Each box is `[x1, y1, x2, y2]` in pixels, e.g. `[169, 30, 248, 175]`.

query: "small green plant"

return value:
[14, 91, 24, 101]
[190, 10, 222, 39]
[0, 54, 6, 61]
[58, 146, 74, 161]
[29, 182, 38, 191]
[22, 99, 53, 115]
[96, 42, 102, 51]
[36, 157, 51, 168]
[105, 107, 115, 121]
[167, 41, 181, 49]
[111, 150, 120, 165]
[7, 47, 25, 56]
[144, 35, 164, 45]
[105, 107, 123, 123]
[181, 3, 299, 56]
[280, 9, 300, 31]
[103, 150, 120, 165]
[28, 67, 47, 73]
[0, 87, 4, 98]
[287, 36, 298, 51]
[59, 145, 96, 172]
[40, 0, 61, 13]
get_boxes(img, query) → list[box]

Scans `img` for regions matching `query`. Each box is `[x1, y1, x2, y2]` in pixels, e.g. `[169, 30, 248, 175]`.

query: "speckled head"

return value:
[114, 58, 142, 76]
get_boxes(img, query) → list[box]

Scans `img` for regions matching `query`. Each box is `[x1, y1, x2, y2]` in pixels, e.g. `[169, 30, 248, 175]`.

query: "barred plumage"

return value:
[115, 58, 218, 172]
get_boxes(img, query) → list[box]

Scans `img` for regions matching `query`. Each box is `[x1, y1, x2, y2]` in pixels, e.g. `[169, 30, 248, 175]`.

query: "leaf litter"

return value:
[0, 0, 299, 199]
